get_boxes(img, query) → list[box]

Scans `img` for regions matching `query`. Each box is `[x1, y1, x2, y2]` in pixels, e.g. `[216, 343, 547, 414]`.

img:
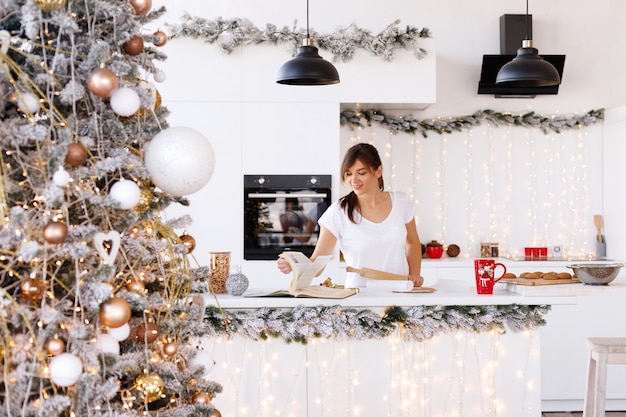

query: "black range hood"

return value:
[478, 14, 565, 98]
[478, 54, 565, 97]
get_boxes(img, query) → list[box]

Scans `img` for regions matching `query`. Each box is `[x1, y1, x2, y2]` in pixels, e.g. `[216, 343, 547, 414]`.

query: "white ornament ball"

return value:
[49, 353, 83, 387]
[109, 179, 141, 209]
[110, 87, 141, 117]
[18, 92, 41, 114]
[94, 333, 120, 355]
[107, 323, 131, 341]
[52, 167, 71, 187]
[144, 127, 215, 197]
[188, 349, 215, 377]
[153, 69, 167, 83]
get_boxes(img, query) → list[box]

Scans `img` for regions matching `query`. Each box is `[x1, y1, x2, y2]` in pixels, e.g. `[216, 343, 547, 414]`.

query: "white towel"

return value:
[365, 280, 414, 292]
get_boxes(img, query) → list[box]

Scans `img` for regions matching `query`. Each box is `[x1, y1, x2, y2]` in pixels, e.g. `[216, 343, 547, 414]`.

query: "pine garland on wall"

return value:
[168, 15, 432, 62]
[340, 108, 605, 138]
[203, 304, 551, 344]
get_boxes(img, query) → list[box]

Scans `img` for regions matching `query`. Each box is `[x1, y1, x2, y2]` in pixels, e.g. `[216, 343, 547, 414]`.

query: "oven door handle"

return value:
[247, 192, 328, 199]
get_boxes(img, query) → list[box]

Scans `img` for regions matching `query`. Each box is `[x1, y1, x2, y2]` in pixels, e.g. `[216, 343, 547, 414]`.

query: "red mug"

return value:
[474, 259, 507, 294]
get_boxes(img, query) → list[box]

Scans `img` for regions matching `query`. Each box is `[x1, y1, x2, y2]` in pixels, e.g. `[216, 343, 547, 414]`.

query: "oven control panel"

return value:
[244, 175, 331, 189]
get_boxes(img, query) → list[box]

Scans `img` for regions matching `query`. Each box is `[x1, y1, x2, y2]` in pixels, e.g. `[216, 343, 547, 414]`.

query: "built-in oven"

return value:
[244, 175, 331, 260]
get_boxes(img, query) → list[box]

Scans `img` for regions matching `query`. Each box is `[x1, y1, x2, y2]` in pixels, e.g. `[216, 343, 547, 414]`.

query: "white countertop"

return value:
[202, 279, 578, 309]
[501, 280, 626, 297]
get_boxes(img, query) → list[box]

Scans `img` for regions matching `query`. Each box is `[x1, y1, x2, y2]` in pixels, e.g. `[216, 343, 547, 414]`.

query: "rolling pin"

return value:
[346, 266, 407, 281]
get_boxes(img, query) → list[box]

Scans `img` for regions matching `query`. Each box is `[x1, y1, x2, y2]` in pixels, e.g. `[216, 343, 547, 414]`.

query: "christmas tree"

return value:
[0, 0, 222, 416]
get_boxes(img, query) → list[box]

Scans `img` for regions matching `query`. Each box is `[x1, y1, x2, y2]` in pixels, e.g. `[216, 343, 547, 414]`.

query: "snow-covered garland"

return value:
[340, 108, 605, 138]
[168, 15, 431, 62]
[203, 304, 550, 344]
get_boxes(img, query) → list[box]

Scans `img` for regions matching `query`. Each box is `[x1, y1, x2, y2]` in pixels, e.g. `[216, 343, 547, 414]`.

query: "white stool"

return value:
[583, 337, 626, 417]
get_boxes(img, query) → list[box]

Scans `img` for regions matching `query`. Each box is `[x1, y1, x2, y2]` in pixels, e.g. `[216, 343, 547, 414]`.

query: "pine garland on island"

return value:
[0, 0, 222, 415]
[340, 108, 605, 137]
[168, 15, 432, 62]
[203, 304, 551, 344]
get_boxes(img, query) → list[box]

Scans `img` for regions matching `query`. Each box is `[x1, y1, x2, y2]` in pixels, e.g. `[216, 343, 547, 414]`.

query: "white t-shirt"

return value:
[318, 190, 415, 288]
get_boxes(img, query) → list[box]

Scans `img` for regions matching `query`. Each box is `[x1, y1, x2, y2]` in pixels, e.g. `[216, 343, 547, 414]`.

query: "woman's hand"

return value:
[408, 274, 424, 287]
[277, 257, 293, 274]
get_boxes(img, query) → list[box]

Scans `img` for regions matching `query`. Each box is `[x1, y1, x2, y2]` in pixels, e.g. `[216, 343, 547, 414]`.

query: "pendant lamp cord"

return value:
[524, 0, 529, 40]
[306, 0, 310, 39]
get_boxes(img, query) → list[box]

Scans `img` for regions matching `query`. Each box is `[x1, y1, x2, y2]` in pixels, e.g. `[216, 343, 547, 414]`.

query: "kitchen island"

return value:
[198, 279, 579, 417]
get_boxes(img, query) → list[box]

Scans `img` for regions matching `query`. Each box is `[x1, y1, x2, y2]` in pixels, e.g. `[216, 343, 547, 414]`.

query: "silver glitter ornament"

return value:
[225, 267, 249, 296]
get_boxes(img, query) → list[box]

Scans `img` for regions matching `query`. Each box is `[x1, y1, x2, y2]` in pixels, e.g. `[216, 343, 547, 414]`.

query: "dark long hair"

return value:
[339, 143, 384, 223]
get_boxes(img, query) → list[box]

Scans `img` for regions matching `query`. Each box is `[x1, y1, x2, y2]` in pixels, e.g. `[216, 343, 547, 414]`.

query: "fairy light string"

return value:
[340, 108, 602, 258]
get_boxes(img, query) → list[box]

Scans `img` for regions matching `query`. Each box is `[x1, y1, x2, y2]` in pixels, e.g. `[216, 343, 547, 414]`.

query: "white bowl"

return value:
[566, 263, 624, 285]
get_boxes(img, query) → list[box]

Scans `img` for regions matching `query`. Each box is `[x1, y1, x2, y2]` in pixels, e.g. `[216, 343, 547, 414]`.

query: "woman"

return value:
[278, 143, 423, 288]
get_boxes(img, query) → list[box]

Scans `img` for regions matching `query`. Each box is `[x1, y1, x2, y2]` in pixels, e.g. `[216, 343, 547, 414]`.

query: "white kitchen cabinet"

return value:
[420, 257, 626, 411]
[540, 298, 626, 412]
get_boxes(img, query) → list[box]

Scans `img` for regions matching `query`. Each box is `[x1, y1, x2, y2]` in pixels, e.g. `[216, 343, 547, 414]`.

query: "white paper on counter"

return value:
[365, 280, 414, 292]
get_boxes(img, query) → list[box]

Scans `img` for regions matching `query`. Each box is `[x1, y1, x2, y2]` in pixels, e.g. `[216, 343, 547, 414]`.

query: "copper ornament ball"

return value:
[153, 30, 167, 47]
[34, 0, 66, 12]
[46, 337, 66, 356]
[162, 342, 178, 357]
[179, 233, 196, 253]
[123, 35, 144, 56]
[129, 0, 152, 16]
[209, 408, 222, 417]
[136, 322, 159, 344]
[126, 279, 145, 293]
[87, 68, 119, 98]
[193, 391, 212, 405]
[99, 297, 132, 328]
[43, 222, 68, 244]
[65, 142, 89, 167]
[20, 278, 46, 302]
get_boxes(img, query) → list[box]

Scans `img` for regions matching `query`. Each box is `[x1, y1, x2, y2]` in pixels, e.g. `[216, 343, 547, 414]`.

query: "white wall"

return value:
[149, 0, 626, 284]
[341, 121, 604, 260]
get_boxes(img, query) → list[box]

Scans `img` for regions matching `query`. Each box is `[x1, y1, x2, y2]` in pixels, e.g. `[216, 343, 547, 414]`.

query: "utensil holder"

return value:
[596, 239, 606, 258]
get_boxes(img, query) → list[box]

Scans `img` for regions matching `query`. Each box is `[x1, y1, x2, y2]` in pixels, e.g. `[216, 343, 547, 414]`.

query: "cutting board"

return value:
[502, 277, 581, 286]
[394, 287, 437, 293]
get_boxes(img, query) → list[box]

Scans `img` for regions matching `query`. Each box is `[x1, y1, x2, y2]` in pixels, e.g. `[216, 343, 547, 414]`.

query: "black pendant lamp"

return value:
[276, 0, 340, 85]
[495, 0, 560, 87]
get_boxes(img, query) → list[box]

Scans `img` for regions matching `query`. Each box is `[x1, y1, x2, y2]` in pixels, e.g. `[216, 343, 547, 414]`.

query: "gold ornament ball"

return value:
[153, 30, 167, 47]
[65, 142, 89, 167]
[43, 222, 68, 244]
[135, 322, 159, 344]
[134, 187, 153, 214]
[99, 297, 132, 328]
[129, 0, 152, 15]
[35, 0, 66, 12]
[123, 35, 144, 56]
[134, 372, 164, 403]
[46, 337, 66, 356]
[162, 342, 178, 357]
[179, 233, 196, 253]
[209, 408, 222, 417]
[20, 278, 46, 302]
[87, 68, 119, 98]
